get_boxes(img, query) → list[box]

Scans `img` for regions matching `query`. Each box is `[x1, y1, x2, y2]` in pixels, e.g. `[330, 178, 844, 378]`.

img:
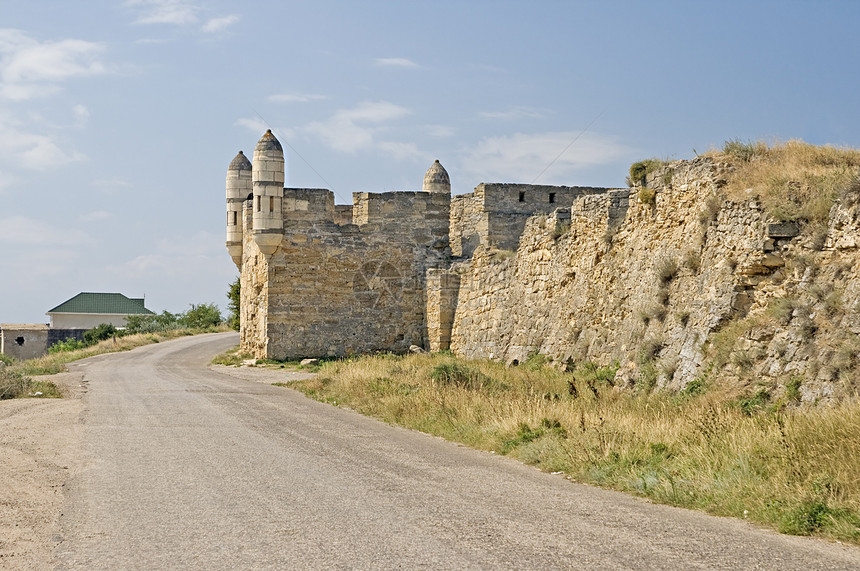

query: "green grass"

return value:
[289, 352, 860, 545]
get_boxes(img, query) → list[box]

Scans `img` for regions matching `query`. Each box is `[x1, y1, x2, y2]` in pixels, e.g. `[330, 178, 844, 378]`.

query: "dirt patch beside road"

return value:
[0, 370, 85, 570]
[0, 361, 310, 569]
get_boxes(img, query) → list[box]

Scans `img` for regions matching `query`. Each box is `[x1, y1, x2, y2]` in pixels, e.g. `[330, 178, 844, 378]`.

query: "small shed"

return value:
[47, 292, 155, 329]
[0, 324, 49, 361]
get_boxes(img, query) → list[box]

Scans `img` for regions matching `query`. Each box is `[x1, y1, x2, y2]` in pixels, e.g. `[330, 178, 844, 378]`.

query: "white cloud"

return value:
[461, 131, 631, 184]
[0, 115, 86, 169]
[201, 15, 239, 33]
[17, 138, 86, 169]
[127, 0, 199, 25]
[479, 106, 545, 121]
[267, 92, 328, 104]
[304, 101, 412, 154]
[375, 57, 419, 69]
[0, 29, 107, 101]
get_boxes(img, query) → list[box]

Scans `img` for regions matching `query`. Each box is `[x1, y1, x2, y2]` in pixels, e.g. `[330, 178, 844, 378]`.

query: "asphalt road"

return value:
[54, 332, 860, 570]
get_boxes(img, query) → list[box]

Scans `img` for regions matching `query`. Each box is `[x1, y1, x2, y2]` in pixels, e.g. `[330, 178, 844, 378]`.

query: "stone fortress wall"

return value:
[228, 131, 860, 400]
[227, 130, 616, 360]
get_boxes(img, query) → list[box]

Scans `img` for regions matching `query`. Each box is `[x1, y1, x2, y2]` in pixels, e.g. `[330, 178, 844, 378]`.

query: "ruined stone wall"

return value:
[241, 188, 450, 359]
[425, 268, 461, 352]
[450, 158, 784, 388]
[450, 192, 485, 257]
[239, 200, 270, 356]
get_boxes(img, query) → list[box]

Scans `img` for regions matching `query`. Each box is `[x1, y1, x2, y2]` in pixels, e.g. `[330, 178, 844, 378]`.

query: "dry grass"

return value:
[292, 352, 860, 543]
[709, 139, 860, 223]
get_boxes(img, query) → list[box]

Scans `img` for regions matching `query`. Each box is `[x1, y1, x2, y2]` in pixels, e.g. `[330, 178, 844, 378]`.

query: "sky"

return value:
[2, 0, 860, 323]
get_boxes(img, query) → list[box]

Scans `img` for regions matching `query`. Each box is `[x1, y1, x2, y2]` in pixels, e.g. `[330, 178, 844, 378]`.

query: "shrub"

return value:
[628, 159, 665, 187]
[638, 186, 656, 205]
[179, 303, 222, 329]
[49, 338, 87, 353]
[84, 323, 116, 346]
[430, 362, 490, 389]
[656, 255, 679, 284]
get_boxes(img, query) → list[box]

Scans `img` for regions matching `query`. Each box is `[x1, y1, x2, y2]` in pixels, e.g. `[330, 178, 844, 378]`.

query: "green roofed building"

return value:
[47, 292, 155, 329]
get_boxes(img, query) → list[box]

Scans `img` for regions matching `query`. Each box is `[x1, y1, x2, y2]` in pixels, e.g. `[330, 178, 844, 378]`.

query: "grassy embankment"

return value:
[0, 326, 230, 399]
[280, 140, 860, 543]
[286, 352, 859, 544]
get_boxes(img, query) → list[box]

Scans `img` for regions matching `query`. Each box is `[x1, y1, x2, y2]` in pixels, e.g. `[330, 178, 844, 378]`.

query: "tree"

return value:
[227, 277, 240, 331]
[179, 303, 222, 329]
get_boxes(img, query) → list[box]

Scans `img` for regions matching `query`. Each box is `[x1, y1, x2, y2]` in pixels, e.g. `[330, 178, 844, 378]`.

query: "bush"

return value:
[430, 362, 491, 389]
[628, 158, 665, 187]
[83, 323, 116, 346]
[49, 338, 86, 353]
[638, 186, 656, 205]
[124, 311, 180, 334]
[179, 303, 222, 329]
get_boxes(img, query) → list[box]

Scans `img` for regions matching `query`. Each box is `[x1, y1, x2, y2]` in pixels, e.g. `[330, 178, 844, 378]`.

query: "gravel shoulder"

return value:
[0, 370, 86, 570]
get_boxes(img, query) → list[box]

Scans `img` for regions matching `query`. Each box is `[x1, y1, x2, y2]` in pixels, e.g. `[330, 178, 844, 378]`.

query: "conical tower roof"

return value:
[255, 129, 283, 152]
[423, 159, 450, 193]
[229, 150, 252, 171]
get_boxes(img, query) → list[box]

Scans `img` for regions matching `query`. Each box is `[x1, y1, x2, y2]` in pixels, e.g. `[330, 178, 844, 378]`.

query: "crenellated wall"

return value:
[239, 186, 450, 359]
[229, 131, 860, 401]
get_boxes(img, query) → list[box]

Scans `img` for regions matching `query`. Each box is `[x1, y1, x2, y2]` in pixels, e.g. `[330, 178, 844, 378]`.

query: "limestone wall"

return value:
[425, 269, 461, 352]
[240, 188, 450, 359]
[450, 158, 778, 388]
[450, 193, 485, 257]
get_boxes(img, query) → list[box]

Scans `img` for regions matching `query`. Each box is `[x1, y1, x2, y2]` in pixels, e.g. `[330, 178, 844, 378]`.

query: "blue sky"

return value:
[2, 0, 860, 323]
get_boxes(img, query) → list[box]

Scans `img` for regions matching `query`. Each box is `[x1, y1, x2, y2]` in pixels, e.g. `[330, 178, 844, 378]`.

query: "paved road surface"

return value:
[55, 332, 860, 569]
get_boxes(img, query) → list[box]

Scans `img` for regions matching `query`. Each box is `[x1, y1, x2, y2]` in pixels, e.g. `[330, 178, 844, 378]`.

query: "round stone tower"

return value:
[252, 129, 285, 256]
[225, 150, 252, 267]
[423, 160, 450, 193]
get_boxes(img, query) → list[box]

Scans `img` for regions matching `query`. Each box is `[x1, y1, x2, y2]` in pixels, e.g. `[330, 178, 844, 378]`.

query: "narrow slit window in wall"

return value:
[519, 191, 525, 202]
[269, 196, 274, 213]
[233, 211, 238, 225]
[256, 196, 261, 212]
[549, 192, 556, 204]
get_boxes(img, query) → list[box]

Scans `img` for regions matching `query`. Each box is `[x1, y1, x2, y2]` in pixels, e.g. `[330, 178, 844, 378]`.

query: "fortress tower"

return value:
[251, 130, 285, 256]
[225, 150, 252, 267]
